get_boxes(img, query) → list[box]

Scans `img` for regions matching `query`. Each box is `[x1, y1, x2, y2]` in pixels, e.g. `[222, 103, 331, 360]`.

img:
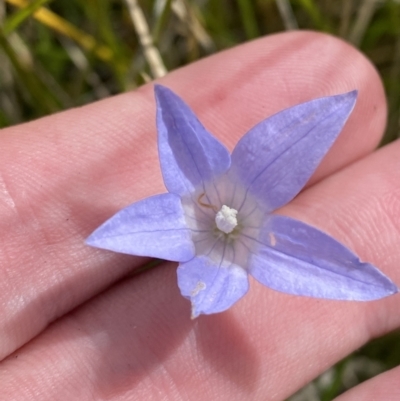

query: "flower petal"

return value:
[177, 256, 249, 318]
[86, 193, 195, 262]
[248, 215, 398, 300]
[155, 85, 231, 196]
[230, 91, 357, 212]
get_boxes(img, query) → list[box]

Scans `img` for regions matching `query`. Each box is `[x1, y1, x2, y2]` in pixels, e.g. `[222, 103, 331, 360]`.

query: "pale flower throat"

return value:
[215, 205, 238, 234]
[181, 175, 265, 269]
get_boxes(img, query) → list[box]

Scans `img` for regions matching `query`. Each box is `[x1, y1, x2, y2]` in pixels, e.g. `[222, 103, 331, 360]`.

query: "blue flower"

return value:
[87, 85, 398, 318]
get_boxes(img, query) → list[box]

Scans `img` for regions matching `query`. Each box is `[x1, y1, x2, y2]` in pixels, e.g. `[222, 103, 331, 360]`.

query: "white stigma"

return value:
[215, 205, 238, 234]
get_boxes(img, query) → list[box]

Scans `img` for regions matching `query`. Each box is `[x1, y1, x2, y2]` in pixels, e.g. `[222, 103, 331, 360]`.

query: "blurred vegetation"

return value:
[0, 0, 399, 399]
[287, 330, 400, 401]
[0, 0, 399, 141]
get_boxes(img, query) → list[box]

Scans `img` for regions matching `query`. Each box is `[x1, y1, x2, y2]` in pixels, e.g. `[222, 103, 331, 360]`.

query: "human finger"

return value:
[1, 140, 400, 400]
[0, 31, 386, 361]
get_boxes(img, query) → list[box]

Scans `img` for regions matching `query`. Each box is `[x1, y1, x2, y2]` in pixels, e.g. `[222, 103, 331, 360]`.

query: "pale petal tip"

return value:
[154, 83, 171, 99]
[346, 89, 358, 98]
[84, 231, 114, 253]
[85, 231, 99, 248]
[371, 272, 399, 300]
[387, 281, 399, 296]
[190, 306, 200, 319]
[344, 89, 358, 105]
[85, 226, 113, 250]
[333, 89, 358, 111]
[366, 284, 398, 301]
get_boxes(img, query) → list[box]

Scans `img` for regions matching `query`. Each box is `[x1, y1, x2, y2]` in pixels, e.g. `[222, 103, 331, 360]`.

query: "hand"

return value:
[0, 31, 398, 400]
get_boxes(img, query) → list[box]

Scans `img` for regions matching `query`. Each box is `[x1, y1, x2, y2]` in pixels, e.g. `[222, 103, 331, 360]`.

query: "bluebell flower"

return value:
[87, 85, 398, 318]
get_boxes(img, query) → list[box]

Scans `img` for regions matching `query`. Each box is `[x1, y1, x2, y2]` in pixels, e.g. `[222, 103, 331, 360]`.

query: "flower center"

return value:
[215, 205, 238, 234]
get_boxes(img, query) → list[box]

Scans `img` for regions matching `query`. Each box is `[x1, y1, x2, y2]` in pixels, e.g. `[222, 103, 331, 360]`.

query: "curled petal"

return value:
[177, 256, 249, 318]
[86, 193, 195, 262]
[248, 215, 398, 300]
[230, 91, 357, 212]
[155, 85, 231, 196]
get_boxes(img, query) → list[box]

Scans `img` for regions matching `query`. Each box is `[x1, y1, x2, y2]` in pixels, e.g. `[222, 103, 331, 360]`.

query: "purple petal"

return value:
[155, 85, 230, 196]
[230, 91, 357, 212]
[248, 215, 398, 300]
[177, 256, 249, 318]
[86, 193, 195, 262]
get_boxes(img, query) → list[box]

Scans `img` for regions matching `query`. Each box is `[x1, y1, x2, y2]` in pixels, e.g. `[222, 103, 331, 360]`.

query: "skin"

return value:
[0, 31, 399, 400]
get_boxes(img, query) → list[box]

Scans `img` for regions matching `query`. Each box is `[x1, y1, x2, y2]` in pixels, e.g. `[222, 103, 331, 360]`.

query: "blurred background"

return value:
[0, 0, 399, 399]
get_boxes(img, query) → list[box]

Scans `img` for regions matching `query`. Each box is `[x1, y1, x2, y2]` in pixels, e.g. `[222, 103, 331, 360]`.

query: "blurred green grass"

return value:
[0, 1, 399, 400]
[1, 0, 399, 141]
